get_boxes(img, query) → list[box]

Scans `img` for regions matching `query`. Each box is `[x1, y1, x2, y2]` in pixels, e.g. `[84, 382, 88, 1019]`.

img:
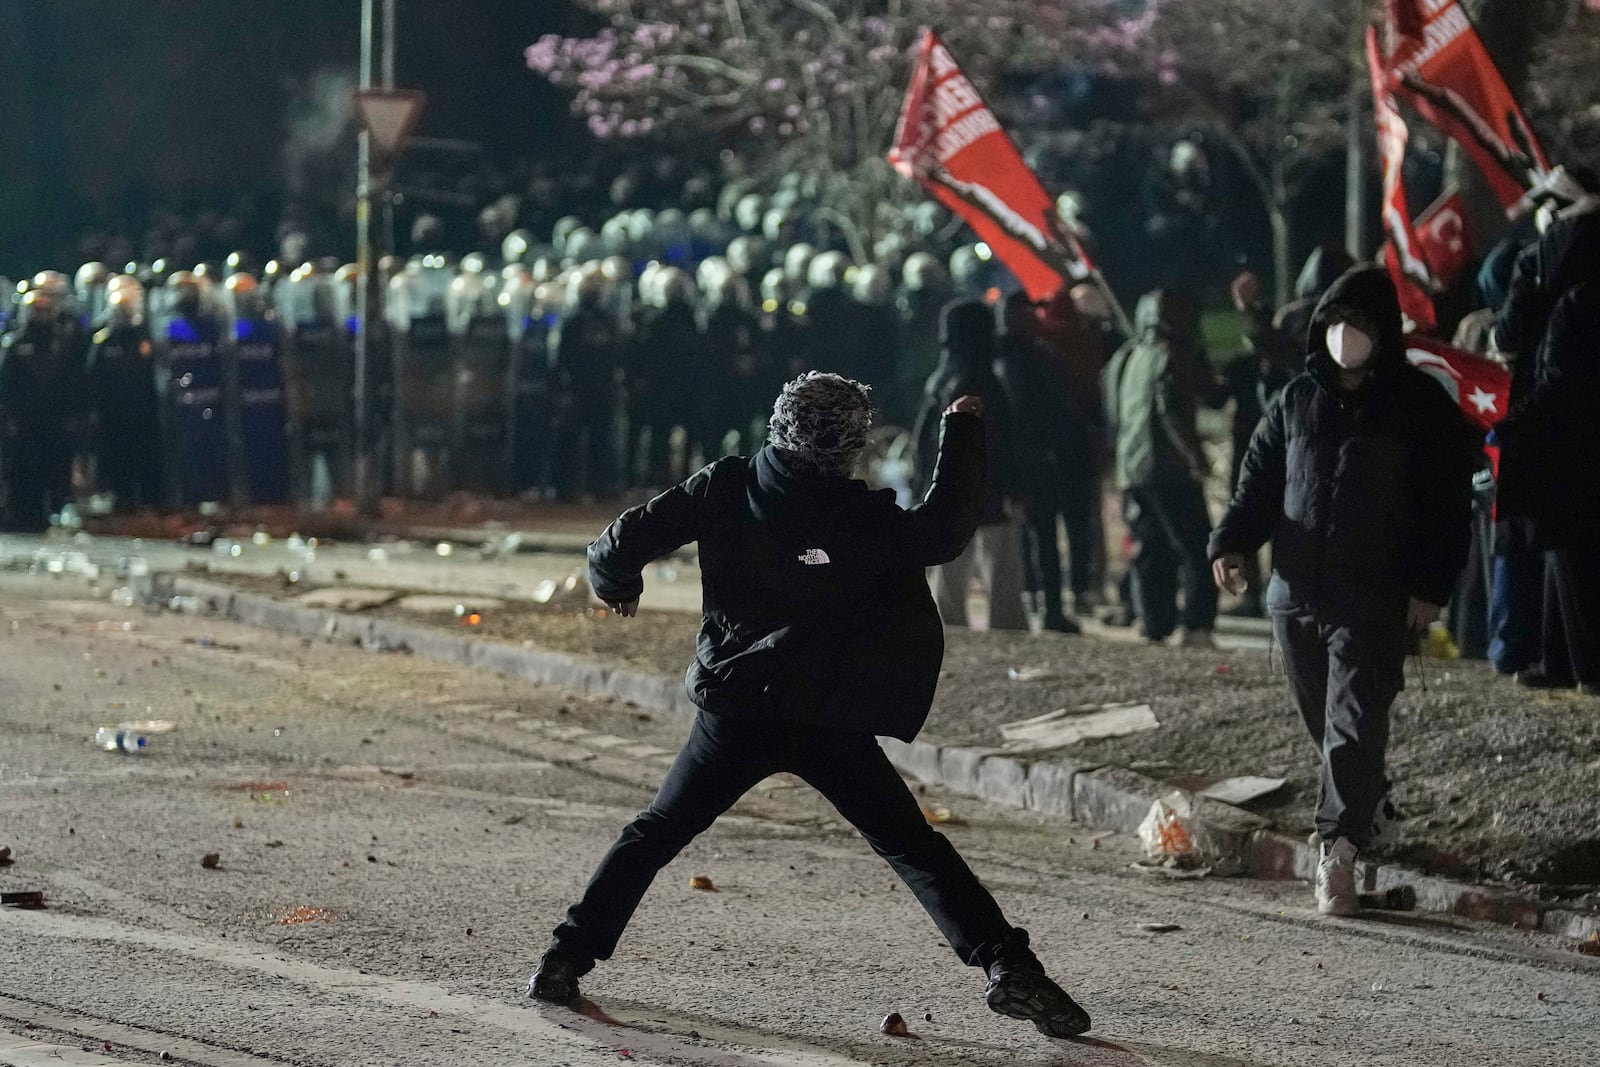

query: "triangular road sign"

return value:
[354, 89, 425, 168]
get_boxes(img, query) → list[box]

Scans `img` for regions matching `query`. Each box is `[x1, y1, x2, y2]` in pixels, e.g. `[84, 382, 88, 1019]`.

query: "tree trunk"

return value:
[1345, 74, 1367, 260]
[1270, 204, 1293, 309]
[1270, 158, 1293, 307]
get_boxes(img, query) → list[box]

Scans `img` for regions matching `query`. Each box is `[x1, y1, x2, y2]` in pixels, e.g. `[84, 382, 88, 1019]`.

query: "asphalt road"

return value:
[0, 573, 1593, 1067]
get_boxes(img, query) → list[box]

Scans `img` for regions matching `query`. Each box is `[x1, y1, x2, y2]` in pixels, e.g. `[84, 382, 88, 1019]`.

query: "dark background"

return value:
[0, 0, 588, 276]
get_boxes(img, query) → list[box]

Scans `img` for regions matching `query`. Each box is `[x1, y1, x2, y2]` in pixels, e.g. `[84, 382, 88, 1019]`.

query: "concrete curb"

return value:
[148, 572, 1597, 943]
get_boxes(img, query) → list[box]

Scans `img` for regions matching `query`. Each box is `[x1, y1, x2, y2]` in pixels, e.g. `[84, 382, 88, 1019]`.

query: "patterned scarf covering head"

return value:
[766, 371, 874, 478]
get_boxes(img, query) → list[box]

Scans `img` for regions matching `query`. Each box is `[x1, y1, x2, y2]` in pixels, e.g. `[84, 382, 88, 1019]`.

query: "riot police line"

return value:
[0, 206, 991, 530]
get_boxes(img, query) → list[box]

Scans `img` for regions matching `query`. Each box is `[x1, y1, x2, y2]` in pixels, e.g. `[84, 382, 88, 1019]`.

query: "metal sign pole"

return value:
[353, 0, 375, 513]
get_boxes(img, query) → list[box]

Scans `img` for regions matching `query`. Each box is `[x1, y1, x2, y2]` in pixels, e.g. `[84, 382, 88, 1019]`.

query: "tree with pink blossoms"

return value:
[527, 1, 1141, 257]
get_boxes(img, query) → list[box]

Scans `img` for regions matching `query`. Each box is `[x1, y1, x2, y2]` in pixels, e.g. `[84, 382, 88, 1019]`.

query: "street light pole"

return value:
[382, 0, 397, 258]
[354, 0, 375, 512]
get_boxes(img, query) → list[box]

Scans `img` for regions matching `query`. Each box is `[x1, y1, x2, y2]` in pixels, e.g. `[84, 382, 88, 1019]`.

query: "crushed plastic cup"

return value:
[1138, 792, 1198, 860]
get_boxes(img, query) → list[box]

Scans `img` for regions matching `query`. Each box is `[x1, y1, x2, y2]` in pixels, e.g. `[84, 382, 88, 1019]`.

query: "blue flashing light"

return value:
[167, 320, 200, 343]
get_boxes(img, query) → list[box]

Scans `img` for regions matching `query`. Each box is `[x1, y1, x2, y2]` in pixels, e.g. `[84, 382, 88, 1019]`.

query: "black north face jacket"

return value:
[588, 413, 984, 741]
[1209, 267, 1475, 626]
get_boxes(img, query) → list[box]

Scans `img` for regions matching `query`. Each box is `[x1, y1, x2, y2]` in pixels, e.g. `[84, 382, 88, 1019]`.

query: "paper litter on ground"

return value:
[998, 702, 1158, 751]
[1198, 776, 1287, 806]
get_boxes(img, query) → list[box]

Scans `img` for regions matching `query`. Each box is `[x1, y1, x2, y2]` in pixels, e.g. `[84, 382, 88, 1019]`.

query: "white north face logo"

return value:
[797, 548, 831, 566]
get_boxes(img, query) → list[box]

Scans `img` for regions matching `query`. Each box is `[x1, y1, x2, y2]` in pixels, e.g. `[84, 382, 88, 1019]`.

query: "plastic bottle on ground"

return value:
[94, 727, 151, 754]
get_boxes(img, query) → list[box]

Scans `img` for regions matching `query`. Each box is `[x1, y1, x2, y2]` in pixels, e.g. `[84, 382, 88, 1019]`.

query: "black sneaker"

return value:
[528, 948, 583, 1004]
[984, 948, 1091, 1038]
[1515, 669, 1575, 690]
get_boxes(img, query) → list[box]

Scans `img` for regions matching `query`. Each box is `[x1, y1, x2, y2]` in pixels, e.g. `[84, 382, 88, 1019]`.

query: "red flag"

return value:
[889, 31, 1091, 300]
[1384, 0, 1549, 211]
[1413, 189, 1477, 289]
[1367, 27, 1437, 332]
[1405, 334, 1511, 432]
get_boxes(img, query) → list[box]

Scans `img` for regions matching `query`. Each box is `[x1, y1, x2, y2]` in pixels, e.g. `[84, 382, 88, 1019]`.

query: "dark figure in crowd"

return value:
[630, 270, 699, 486]
[1474, 231, 1542, 675]
[1210, 267, 1475, 915]
[1034, 286, 1110, 607]
[1491, 172, 1600, 693]
[85, 285, 163, 511]
[530, 373, 1092, 1039]
[699, 274, 766, 453]
[1104, 291, 1217, 646]
[1273, 244, 1356, 372]
[1214, 272, 1294, 617]
[994, 292, 1084, 634]
[552, 273, 626, 500]
[916, 300, 1028, 630]
[0, 290, 84, 531]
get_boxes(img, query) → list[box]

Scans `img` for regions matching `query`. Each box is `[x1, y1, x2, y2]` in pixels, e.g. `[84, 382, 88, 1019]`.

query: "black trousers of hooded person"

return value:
[551, 708, 1021, 972]
[1540, 548, 1600, 688]
[1126, 480, 1217, 641]
[1272, 611, 1406, 849]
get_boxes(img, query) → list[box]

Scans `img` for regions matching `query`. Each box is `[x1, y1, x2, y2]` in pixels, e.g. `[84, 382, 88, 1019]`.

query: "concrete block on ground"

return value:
[881, 738, 944, 785]
[1072, 767, 1163, 834]
[975, 753, 1029, 808]
[1022, 758, 1076, 818]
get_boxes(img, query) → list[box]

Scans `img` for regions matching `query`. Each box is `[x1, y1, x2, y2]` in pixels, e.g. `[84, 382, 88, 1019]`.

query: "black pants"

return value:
[1126, 481, 1217, 641]
[552, 710, 1019, 972]
[4, 429, 73, 531]
[1273, 611, 1405, 849]
[1541, 548, 1600, 687]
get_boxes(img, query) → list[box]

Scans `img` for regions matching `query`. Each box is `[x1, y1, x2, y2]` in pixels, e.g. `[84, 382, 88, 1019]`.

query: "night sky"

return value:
[0, 0, 586, 276]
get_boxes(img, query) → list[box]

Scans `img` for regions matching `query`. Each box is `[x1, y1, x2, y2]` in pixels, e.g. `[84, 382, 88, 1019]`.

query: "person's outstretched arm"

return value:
[866, 399, 987, 569]
[587, 463, 720, 615]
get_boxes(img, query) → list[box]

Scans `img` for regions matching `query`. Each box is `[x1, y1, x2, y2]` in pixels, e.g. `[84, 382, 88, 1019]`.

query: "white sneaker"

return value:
[1316, 838, 1360, 916]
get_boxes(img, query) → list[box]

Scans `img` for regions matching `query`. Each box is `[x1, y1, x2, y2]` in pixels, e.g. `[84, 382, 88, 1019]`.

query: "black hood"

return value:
[1305, 266, 1406, 385]
[930, 298, 996, 395]
[1295, 244, 1357, 302]
[751, 445, 874, 526]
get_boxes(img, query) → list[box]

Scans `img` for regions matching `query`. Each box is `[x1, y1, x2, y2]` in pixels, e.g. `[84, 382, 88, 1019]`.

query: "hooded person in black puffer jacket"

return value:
[1210, 266, 1476, 918]
[529, 372, 1092, 1040]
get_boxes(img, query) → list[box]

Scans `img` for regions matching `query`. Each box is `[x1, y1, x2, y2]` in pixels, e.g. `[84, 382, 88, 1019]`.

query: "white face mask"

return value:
[1326, 321, 1374, 370]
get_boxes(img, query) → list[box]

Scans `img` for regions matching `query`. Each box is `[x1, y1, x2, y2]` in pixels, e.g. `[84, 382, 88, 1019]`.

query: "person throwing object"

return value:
[530, 371, 1091, 1039]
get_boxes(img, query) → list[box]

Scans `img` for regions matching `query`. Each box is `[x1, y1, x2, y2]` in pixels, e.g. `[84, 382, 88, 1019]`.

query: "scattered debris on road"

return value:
[1, 890, 46, 909]
[880, 1012, 909, 1036]
[201, 852, 221, 869]
[1130, 861, 1212, 880]
[1138, 793, 1198, 860]
[1198, 776, 1287, 806]
[1578, 933, 1600, 957]
[688, 874, 716, 892]
[1139, 922, 1183, 934]
[1358, 886, 1418, 911]
[919, 803, 963, 826]
[1007, 666, 1054, 682]
[280, 906, 333, 924]
[999, 702, 1158, 751]
[0, 844, 12, 866]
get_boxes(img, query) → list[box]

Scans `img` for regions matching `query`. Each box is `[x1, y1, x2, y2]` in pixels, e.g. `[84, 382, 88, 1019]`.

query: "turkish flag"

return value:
[890, 30, 1091, 300]
[1404, 335, 1511, 432]
[1413, 189, 1477, 289]
[1384, 0, 1549, 212]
